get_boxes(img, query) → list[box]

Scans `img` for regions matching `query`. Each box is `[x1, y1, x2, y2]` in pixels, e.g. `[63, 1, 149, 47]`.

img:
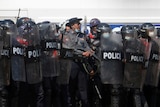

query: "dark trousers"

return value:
[59, 84, 70, 107]
[123, 88, 143, 107]
[88, 74, 103, 107]
[18, 82, 44, 107]
[0, 85, 9, 107]
[43, 77, 60, 107]
[101, 84, 123, 107]
[143, 85, 158, 107]
[8, 80, 20, 107]
[69, 62, 89, 107]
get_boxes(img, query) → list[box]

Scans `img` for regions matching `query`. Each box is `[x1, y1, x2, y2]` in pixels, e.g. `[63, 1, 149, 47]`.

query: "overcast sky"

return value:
[1, 0, 160, 23]
[1, 0, 160, 9]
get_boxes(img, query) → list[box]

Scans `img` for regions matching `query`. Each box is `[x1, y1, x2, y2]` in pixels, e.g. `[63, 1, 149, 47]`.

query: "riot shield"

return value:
[39, 22, 60, 77]
[22, 22, 42, 84]
[60, 30, 75, 59]
[11, 24, 26, 82]
[0, 25, 11, 86]
[145, 40, 159, 87]
[123, 38, 145, 88]
[99, 31, 123, 84]
[0, 24, 23, 85]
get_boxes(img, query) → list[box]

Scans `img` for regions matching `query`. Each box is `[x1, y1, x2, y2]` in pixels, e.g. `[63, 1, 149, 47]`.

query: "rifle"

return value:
[74, 48, 102, 100]
[16, 8, 21, 24]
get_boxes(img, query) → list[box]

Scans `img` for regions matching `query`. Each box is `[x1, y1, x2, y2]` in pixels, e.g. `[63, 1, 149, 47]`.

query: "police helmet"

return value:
[140, 23, 154, 33]
[89, 18, 101, 28]
[16, 17, 35, 27]
[157, 28, 160, 38]
[97, 23, 111, 33]
[121, 25, 136, 39]
[140, 23, 155, 38]
[1, 19, 15, 30]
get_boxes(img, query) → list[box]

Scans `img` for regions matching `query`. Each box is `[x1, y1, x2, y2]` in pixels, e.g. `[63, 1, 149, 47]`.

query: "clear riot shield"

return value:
[100, 31, 123, 84]
[123, 36, 145, 88]
[11, 24, 26, 82]
[0, 25, 10, 86]
[145, 40, 159, 87]
[39, 22, 60, 77]
[60, 31, 75, 59]
[21, 22, 42, 84]
[0, 24, 21, 85]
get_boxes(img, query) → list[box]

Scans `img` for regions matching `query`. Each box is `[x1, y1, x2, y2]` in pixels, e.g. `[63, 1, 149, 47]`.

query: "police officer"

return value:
[38, 21, 60, 107]
[121, 25, 146, 107]
[87, 18, 103, 107]
[139, 23, 159, 107]
[97, 23, 124, 107]
[156, 28, 160, 107]
[56, 22, 72, 107]
[63, 17, 93, 107]
[16, 17, 43, 107]
[0, 19, 13, 107]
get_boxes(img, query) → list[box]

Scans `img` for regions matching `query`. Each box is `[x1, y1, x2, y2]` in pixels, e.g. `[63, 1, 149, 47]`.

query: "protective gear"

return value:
[0, 19, 17, 107]
[99, 24, 123, 107]
[99, 26, 123, 85]
[157, 28, 160, 38]
[17, 18, 42, 84]
[0, 19, 15, 86]
[97, 23, 111, 33]
[121, 25, 135, 39]
[89, 18, 101, 28]
[16, 17, 34, 28]
[140, 23, 155, 38]
[148, 31, 155, 37]
[145, 40, 159, 87]
[122, 25, 145, 88]
[102, 32, 110, 38]
[122, 25, 146, 107]
[39, 22, 60, 77]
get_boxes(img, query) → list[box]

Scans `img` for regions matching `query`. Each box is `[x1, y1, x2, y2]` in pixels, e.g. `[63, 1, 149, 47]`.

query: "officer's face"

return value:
[125, 33, 133, 40]
[91, 26, 98, 33]
[72, 22, 81, 30]
[147, 29, 155, 37]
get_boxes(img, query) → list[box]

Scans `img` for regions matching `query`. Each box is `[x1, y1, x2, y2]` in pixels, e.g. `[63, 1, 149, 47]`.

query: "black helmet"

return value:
[89, 18, 101, 28]
[97, 23, 111, 33]
[157, 28, 160, 38]
[140, 23, 154, 33]
[121, 25, 136, 40]
[1, 19, 15, 30]
[140, 23, 155, 38]
[16, 17, 35, 27]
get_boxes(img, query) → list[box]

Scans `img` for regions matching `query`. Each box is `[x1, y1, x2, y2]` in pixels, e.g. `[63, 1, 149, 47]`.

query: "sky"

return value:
[1, 0, 160, 9]
[1, 0, 160, 23]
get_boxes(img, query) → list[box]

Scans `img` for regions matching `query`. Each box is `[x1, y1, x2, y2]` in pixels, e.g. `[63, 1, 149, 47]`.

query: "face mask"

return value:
[102, 33, 110, 38]
[125, 36, 132, 40]
[75, 29, 80, 33]
[148, 31, 155, 37]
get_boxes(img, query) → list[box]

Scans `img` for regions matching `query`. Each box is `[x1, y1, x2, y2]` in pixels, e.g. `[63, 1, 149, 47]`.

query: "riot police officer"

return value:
[121, 25, 146, 107]
[57, 22, 72, 107]
[38, 21, 60, 107]
[97, 23, 124, 107]
[60, 17, 93, 107]
[139, 23, 159, 107]
[156, 28, 160, 107]
[0, 19, 13, 107]
[87, 18, 103, 107]
[16, 17, 43, 107]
